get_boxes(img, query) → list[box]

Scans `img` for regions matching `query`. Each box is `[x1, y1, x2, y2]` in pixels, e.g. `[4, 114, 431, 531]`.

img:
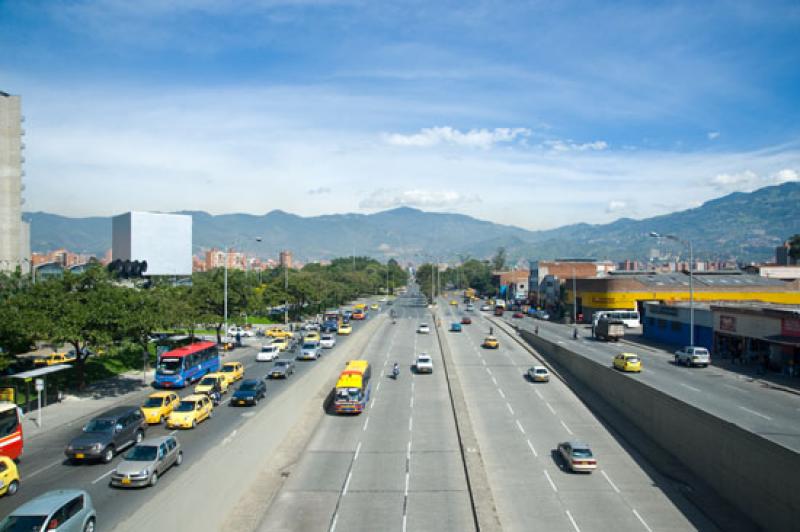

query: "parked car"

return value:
[320, 333, 336, 349]
[461, 317, 472, 325]
[270, 359, 295, 379]
[140, 391, 180, 425]
[110, 436, 182, 488]
[0, 456, 19, 497]
[557, 441, 597, 473]
[527, 366, 550, 382]
[65, 406, 147, 463]
[257, 344, 280, 362]
[417, 324, 431, 334]
[219, 361, 245, 385]
[450, 323, 462, 332]
[231, 379, 267, 406]
[34, 352, 77, 367]
[613, 353, 642, 373]
[674, 346, 711, 367]
[0, 489, 96, 531]
[415, 354, 434, 374]
[166, 394, 213, 430]
[298, 342, 322, 361]
[482, 336, 499, 349]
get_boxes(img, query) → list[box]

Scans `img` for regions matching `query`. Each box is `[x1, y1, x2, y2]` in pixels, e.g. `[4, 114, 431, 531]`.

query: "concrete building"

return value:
[279, 250, 293, 269]
[494, 270, 530, 301]
[529, 259, 615, 309]
[112, 212, 192, 276]
[204, 248, 246, 271]
[0, 90, 30, 273]
[776, 240, 798, 266]
[642, 302, 714, 351]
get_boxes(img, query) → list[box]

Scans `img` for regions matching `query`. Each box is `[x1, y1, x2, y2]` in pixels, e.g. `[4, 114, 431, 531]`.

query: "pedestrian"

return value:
[535, 325, 539, 335]
[236, 331, 242, 348]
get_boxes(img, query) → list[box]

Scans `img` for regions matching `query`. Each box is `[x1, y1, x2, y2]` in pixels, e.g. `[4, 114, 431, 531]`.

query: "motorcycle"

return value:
[392, 364, 400, 380]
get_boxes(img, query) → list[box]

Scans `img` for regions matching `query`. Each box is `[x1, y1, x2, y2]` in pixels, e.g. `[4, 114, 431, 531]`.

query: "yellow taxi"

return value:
[140, 391, 180, 424]
[370, 303, 379, 310]
[338, 323, 353, 335]
[482, 336, 499, 349]
[194, 373, 229, 395]
[166, 394, 213, 429]
[304, 331, 321, 343]
[33, 352, 77, 367]
[0, 456, 19, 497]
[220, 361, 244, 385]
[613, 353, 642, 373]
[267, 328, 292, 339]
[271, 337, 290, 351]
[450, 300, 458, 306]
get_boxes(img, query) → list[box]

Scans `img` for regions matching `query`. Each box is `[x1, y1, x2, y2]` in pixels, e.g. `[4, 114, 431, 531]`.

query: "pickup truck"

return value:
[674, 346, 711, 367]
[594, 318, 624, 342]
[415, 354, 434, 374]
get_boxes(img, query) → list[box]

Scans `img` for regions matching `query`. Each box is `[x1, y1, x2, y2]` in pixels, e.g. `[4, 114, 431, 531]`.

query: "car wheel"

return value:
[157, 415, 163, 424]
[83, 518, 96, 532]
[6, 479, 18, 496]
[149, 471, 158, 487]
[209, 410, 214, 419]
[135, 430, 144, 444]
[102, 446, 115, 463]
[191, 419, 197, 429]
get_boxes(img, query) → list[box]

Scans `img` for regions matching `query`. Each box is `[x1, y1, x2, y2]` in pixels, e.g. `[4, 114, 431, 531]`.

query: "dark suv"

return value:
[65, 406, 147, 464]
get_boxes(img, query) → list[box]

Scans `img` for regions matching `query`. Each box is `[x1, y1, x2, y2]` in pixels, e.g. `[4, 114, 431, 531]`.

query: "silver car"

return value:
[110, 435, 183, 488]
[0, 489, 96, 532]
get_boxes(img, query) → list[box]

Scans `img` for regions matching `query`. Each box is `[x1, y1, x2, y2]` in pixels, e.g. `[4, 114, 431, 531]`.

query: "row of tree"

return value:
[415, 251, 502, 302]
[0, 257, 408, 388]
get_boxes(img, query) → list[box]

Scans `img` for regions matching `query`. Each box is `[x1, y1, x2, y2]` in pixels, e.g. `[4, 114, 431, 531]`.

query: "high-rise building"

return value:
[0, 90, 29, 273]
[279, 250, 293, 269]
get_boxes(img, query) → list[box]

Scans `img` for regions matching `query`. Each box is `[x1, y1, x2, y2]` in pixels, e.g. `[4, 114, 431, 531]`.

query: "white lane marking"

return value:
[498, 388, 506, 399]
[372, 397, 378, 408]
[380, 369, 385, 378]
[376, 382, 382, 393]
[407, 440, 412, 460]
[170, 430, 178, 436]
[526, 439, 538, 457]
[330, 513, 338, 532]
[680, 383, 701, 393]
[565, 510, 581, 532]
[91, 468, 115, 484]
[506, 402, 515, 415]
[515, 420, 526, 434]
[491, 377, 498, 386]
[481, 358, 486, 366]
[221, 429, 238, 445]
[546, 402, 556, 415]
[535, 389, 544, 400]
[363, 417, 370, 431]
[409, 395, 414, 408]
[411, 381, 415, 393]
[633, 509, 653, 532]
[404, 471, 410, 496]
[739, 406, 773, 420]
[543, 469, 558, 492]
[354, 441, 362, 461]
[485, 367, 492, 375]
[402, 514, 407, 532]
[601, 470, 620, 493]
[342, 471, 353, 495]
[27, 459, 64, 479]
[408, 416, 413, 431]
[722, 383, 745, 393]
[560, 420, 574, 435]
[221, 397, 232, 406]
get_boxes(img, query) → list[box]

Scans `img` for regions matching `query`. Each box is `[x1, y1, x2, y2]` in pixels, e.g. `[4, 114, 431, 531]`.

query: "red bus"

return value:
[0, 403, 23, 460]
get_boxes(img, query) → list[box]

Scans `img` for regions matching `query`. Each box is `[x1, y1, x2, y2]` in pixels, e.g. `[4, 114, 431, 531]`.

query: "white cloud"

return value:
[359, 188, 481, 210]
[708, 131, 720, 140]
[709, 168, 799, 191]
[606, 200, 627, 213]
[383, 127, 530, 149]
[543, 139, 608, 152]
[307, 186, 331, 195]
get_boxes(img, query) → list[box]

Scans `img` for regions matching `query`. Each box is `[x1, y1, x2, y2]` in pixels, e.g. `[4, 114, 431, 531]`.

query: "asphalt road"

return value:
[440, 301, 716, 532]
[0, 299, 381, 527]
[259, 292, 474, 532]
[500, 313, 800, 452]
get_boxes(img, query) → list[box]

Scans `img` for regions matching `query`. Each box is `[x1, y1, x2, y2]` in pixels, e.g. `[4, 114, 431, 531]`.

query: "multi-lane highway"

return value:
[439, 301, 714, 532]
[500, 314, 800, 451]
[258, 294, 474, 532]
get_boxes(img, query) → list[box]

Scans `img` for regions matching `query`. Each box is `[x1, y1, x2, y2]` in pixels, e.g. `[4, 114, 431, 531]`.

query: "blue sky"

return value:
[1, 0, 799, 230]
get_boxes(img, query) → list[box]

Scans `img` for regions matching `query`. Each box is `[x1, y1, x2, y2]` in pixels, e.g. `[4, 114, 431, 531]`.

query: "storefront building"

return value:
[642, 302, 713, 351]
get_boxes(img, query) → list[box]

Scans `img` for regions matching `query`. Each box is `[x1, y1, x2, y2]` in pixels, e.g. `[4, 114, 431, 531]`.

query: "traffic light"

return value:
[108, 259, 148, 278]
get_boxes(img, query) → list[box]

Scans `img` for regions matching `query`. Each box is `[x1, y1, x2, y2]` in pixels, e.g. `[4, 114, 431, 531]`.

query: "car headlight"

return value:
[93, 443, 103, 451]
[66, 444, 74, 452]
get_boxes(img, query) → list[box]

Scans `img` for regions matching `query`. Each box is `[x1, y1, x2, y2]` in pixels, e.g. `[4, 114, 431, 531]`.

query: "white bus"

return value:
[592, 310, 641, 329]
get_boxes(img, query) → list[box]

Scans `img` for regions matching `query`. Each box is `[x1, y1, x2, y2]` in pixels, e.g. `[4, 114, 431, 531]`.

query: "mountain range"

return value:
[23, 182, 800, 264]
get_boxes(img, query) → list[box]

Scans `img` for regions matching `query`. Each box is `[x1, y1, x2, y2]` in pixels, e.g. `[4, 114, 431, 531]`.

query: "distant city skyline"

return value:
[1, 1, 799, 230]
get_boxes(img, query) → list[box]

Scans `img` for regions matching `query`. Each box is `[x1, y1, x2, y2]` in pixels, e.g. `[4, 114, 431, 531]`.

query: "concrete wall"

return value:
[518, 329, 799, 532]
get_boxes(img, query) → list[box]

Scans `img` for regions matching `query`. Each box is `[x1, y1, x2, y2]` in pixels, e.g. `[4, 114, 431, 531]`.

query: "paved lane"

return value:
[502, 315, 800, 451]
[260, 295, 474, 532]
[440, 302, 715, 532]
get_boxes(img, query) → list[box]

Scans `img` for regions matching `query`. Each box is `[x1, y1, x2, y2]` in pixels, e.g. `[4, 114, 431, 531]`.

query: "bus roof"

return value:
[160, 341, 216, 358]
[336, 374, 363, 389]
[344, 360, 369, 373]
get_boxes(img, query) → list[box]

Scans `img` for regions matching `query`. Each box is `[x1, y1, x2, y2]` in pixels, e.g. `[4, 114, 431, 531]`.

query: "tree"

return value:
[492, 247, 507, 272]
[789, 234, 800, 262]
[189, 268, 251, 343]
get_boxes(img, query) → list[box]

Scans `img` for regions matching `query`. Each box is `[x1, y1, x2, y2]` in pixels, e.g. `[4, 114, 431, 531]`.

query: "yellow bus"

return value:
[334, 360, 371, 414]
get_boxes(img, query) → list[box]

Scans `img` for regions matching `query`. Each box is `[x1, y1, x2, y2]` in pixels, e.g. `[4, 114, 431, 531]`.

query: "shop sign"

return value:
[782, 318, 800, 337]
[719, 315, 737, 332]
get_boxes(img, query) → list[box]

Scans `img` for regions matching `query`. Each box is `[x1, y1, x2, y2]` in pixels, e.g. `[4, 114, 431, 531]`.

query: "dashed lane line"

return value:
[565, 510, 581, 532]
[526, 439, 538, 457]
[506, 402, 515, 415]
[362, 417, 370, 431]
[342, 471, 353, 496]
[534, 389, 544, 400]
[739, 406, 773, 421]
[680, 383, 701, 393]
[546, 402, 556, 415]
[515, 419, 526, 434]
[498, 388, 506, 399]
[354, 441, 362, 461]
[543, 469, 558, 492]
[560, 420, 574, 435]
[27, 459, 65, 479]
[601, 470, 620, 493]
[91, 468, 115, 485]
[633, 509, 654, 532]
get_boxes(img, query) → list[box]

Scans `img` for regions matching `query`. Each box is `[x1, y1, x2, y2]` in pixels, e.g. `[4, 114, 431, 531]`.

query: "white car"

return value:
[256, 344, 280, 362]
[527, 366, 550, 382]
[415, 354, 433, 374]
[465, 304, 474, 311]
[319, 333, 336, 349]
[417, 324, 431, 334]
[674, 346, 711, 367]
[228, 327, 254, 337]
[480, 305, 491, 311]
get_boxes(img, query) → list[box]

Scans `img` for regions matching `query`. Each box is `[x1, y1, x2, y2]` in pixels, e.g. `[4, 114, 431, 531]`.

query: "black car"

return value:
[231, 379, 267, 406]
[65, 406, 147, 463]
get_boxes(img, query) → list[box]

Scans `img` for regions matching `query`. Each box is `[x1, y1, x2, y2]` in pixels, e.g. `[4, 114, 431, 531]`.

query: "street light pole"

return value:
[572, 266, 577, 324]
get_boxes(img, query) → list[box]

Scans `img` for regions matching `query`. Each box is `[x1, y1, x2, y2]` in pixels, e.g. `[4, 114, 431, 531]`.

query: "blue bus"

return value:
[154, 341, 220, 388]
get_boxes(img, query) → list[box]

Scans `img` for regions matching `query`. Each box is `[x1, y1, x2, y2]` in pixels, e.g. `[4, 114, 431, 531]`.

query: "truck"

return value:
[463, 288, 476, 303]
[594, 317, 624, 342]
[494, 299, 506, 316]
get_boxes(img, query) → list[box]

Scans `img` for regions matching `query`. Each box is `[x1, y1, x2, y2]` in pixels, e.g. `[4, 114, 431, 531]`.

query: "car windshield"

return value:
[158, 357, 182, 374]
[418, 357, 431, 363]
[693, 348, 709, 356]
[336, 387, 361, 401]
[239, 382, 257, 391]
[174, 401, 196, 412]
[535, 369, 547, 374]
[261, 346, 276, 352]
[125, 445, 158, 461]
[83, 419, 114, 433]
[199, 377, 217, 386]
[143, 397, 164, 408]
[275, 361, 289, 367]
[303, 344, 316, 350]
[0, 515, 48, 531]
[626, 357, 640, 363]
[322, 335, 333, 340]
[572, 447, 593, 458]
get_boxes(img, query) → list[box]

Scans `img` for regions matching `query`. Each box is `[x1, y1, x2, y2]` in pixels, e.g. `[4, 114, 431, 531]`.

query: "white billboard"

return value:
[112, 212, 192, 276]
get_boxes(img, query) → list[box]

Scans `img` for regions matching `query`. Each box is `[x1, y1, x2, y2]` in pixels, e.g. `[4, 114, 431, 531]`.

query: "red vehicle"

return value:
[0, 402, 23, 460]
[352, 311, 365, 320]
[461, 317, 472, 325]
[513, 312, 524, 318]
